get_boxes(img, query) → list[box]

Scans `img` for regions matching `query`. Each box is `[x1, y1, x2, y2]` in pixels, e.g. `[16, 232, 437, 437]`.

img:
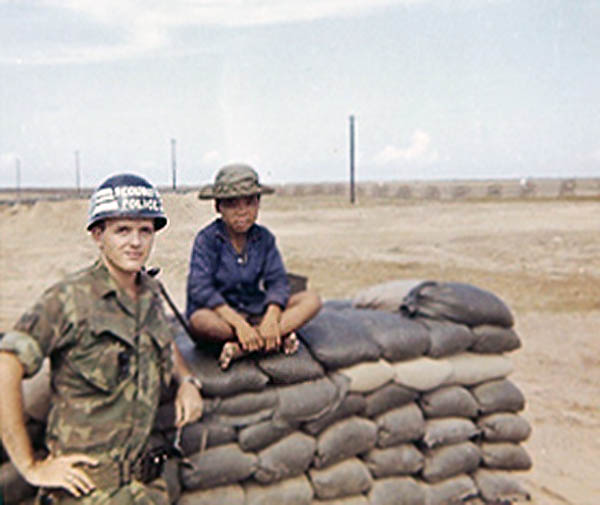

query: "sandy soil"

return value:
[1, 192, 599, 504]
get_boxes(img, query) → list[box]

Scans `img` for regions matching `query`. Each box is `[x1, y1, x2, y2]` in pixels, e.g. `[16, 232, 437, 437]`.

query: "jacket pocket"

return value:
[66, 325, 133, 395]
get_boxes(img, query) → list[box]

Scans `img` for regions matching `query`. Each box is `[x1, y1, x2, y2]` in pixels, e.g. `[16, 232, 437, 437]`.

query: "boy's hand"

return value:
[258, 314, 281, 351]
[235, 322, 264, 352]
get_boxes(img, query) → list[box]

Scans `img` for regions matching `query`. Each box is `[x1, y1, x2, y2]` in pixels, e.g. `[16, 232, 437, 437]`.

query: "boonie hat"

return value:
[87, 173, 168, 231]
[198, 163, 275, 200]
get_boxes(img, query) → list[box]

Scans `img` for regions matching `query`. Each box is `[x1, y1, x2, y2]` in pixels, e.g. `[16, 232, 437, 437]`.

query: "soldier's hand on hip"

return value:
[23, 454, 98, 497]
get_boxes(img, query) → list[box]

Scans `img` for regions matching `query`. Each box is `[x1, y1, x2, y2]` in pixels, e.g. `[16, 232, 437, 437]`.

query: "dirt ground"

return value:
[1, 192, 599, 504]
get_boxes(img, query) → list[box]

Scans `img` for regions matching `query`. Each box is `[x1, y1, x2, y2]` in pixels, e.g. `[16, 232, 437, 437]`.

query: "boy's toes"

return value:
[219, 342, 239, 370]
[282, 332, 299, 355]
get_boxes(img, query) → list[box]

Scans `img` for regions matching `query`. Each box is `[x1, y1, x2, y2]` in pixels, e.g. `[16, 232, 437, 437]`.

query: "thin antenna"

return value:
[16, 157, 21, 203]
[74, 150, 81, 195]
[349, 115, 356, 204]
[171, 138, 177, 191]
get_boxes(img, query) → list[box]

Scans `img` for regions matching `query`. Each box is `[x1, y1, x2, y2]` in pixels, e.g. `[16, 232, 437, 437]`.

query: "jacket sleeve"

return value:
[0, 284, 73, 378]
[262, 232, 290, 309]
[185, 231, 227, 319]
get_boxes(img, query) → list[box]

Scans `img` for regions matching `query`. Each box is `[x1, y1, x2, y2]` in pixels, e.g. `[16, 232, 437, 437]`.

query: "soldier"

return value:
[185, 163, 322, 369]
[0, 174, 203, 504]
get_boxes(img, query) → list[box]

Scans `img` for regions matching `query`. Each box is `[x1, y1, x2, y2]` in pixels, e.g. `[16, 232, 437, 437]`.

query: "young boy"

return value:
[185, 163, 321, 369]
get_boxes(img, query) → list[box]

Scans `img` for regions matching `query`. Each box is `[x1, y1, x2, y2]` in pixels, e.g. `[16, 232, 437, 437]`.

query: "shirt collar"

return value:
[90, 259, 153, 305]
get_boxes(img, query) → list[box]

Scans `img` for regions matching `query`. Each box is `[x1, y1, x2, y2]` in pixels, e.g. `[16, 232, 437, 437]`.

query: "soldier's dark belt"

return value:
[87, 448, 169, 489]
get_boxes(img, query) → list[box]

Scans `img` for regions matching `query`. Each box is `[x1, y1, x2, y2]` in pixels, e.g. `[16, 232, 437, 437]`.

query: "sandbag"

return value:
[422, 418, 480, 449]
[174, 421, 237, 455]
[245, 474, 314, 505]
[244, 475, 314, 505]
[401, 281, 514, 328]
[364, 382, 418, 418]
[298, 310, 381, 369]
[303, 394, 366, 436]
[255, 432, 317, 484]
[309, 458, 373, 499]
[175, 332, 269, 396]
[368, 477, 426, 505]
[419, 319, 476, 358]
[352, 279, 423, 312]
[446, 352, 513, 386]
[257, 341, 325, 384]
[477, 413, 532, 442]
[0, 460, 36, 505]
[418, 386, 479, 419]
[213, 389, 278, 416]
[22, 357, 51, 422]
[178, 484, 244, 505]
[471, 325, 521, 353]
[322, 299, 354, 311]
[314, 416, 377, 468]
[275, 376, 345, 423]
[200, 393, 276, 427]
[421, 441, 481, 483]
[239, 418, 298, 452]
[376, 403, 425, 448]
[362, 444, 424, 478]
[344, 308, 430, 361]
[180, 443, 257, 490]
[423, 474, 478, 505]
[480, 442, 532, 470]
[338, 359, 395, 393]
[472, 469, 531, 502]
[312, 496, 369, 505]
[392, 357, 453, 392]
[470, 379, 526, 415]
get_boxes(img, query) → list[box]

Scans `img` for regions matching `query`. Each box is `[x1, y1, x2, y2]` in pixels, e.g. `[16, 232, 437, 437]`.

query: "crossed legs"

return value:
[188, 289, 322, 369]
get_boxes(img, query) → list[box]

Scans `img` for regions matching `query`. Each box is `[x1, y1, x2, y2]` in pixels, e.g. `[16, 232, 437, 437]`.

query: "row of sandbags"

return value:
[0, 281, 533, 504]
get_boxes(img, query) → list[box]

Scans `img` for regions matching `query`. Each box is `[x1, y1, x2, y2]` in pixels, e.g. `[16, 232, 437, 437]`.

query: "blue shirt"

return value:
[185, 218, 290, 319]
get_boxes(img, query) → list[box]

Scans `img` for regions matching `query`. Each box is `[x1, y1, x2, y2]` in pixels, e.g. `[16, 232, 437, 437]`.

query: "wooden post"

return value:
[16, 157, 21, 203]
[171, 138, 177, 191]
[74, 150, 81, 195]
[349, 115, 356, 204]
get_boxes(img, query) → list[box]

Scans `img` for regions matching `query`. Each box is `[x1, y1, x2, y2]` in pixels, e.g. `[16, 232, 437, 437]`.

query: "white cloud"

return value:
[0, 152, 19, 167]
[3, 0, 423, 64]
[374, 129, 438, 165]
[201, 150, 221, 165]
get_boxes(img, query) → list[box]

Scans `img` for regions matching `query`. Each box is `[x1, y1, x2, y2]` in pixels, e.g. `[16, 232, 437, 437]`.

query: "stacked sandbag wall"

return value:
[0, 281, 532, 505]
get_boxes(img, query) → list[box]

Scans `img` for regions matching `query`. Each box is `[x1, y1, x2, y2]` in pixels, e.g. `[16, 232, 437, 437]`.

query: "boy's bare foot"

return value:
[282, 332, 299, 355]
[219, 341, 244, 370]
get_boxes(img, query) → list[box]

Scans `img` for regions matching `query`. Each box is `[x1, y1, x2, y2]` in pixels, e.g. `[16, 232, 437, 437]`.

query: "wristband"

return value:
[181, 375, 203, 391]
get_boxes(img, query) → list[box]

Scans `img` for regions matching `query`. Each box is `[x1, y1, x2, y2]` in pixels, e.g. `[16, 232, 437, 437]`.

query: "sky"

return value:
[1, 0, 599, 188]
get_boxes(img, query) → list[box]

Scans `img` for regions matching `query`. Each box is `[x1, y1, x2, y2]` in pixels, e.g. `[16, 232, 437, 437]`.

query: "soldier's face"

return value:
[92, 218, 155, 275]
[219, 195, 259, 236]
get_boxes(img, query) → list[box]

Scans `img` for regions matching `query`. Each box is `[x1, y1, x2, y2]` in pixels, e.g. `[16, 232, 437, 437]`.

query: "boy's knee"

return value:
[292, 289, 322, 314]
[189, 309, 228, 339]
[306, 289, 322, 311]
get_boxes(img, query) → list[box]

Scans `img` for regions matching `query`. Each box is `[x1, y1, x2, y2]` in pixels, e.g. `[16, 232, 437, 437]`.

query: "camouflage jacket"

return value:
[0, 260, 174, 463]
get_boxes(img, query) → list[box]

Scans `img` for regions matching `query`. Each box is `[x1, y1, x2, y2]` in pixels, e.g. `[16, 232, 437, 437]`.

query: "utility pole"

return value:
[16, 157, 21, 203]
[349, 115, 356, 204]
[74, 150, 81, 195]
[171, 138, 177, 191]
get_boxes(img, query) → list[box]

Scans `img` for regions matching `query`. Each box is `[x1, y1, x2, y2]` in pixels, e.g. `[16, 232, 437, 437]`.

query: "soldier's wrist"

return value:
[180, 375, 202, 391]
